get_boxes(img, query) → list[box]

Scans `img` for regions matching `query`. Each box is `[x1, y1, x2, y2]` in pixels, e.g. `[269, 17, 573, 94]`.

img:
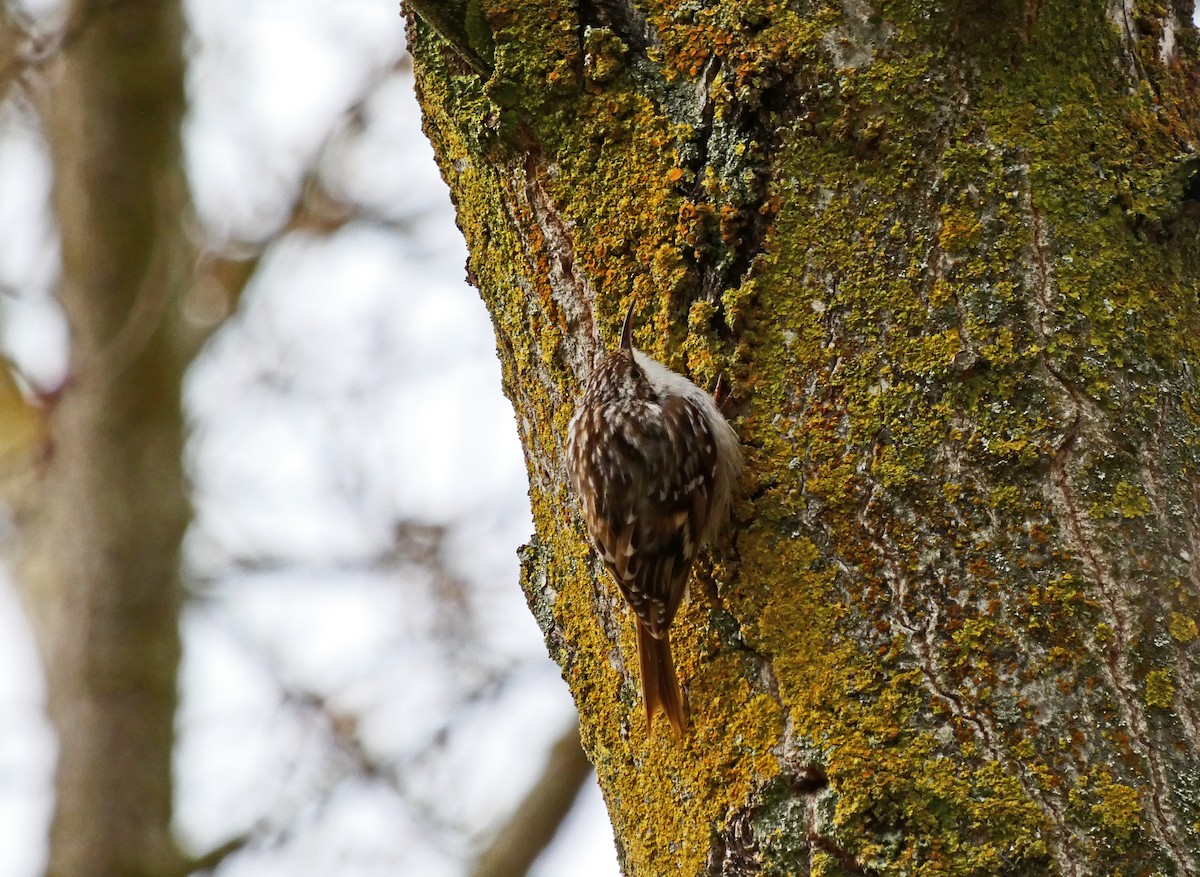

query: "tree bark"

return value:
[5, 1, 196, 874]
[409, 1, 1200, 875]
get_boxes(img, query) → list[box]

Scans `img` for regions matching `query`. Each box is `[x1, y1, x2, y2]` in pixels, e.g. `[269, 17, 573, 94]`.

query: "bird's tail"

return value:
[636, 623, 687, 736]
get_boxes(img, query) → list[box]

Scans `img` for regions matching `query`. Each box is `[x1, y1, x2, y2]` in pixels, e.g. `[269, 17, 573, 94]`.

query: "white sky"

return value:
[0, 1, 618, 875]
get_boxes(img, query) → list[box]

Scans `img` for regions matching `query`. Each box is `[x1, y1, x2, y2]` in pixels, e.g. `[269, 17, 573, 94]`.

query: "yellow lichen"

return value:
[1168, 612, 1197, 643]
[1144, 668, 1175, 709]
[1080, 771, 1144, 845]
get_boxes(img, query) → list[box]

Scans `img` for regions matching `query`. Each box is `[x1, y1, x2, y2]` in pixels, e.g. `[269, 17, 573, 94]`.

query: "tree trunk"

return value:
[407, 2, 1200, 875]
[6, 2, 195, 874]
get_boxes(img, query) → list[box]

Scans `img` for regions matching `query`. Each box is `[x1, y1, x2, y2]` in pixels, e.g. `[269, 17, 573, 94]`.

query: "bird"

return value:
[566, 302, 742, 735]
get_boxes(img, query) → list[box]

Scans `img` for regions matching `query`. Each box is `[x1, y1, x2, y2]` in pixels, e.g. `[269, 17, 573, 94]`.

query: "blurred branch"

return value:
[0, 7, 21, 101]
[190, 518, 481, 666]
[189, 246, 260, 330]
[0, 0, 124, 99]
[185, 173, 356, 331]
[186, 50, 437, 318]
[470, 723, 592, 877]
[180, 833, 254, 877]
[289, 172, 358, 236]
[191, 594, 561, 859]
[0, 357, 49, 492]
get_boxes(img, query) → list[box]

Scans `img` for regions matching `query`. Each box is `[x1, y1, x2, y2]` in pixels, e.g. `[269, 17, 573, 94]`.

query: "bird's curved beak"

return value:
[619, 301, 635, 351]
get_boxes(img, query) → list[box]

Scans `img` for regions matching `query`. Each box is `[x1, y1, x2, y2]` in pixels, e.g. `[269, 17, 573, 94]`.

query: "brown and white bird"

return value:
[566, 304, 742, 735]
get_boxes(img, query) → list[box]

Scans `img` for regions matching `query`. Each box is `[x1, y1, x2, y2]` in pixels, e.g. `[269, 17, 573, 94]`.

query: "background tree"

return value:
[406, 1, 1200, 874]
[7, 2, 196, 873]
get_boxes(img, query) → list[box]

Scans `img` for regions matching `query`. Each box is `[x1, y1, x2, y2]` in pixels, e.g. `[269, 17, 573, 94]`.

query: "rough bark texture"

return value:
[5, 1, 195, 874]
[407, 1, 1200, 875]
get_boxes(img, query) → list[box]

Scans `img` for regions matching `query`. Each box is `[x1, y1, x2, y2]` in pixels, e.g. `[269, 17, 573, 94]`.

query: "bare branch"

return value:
[182, 833, 255, 877]
[470, 723, 593, 877]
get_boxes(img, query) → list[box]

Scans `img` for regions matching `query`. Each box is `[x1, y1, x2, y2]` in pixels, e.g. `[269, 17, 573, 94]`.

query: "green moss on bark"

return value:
[409, 1, 1200, 874]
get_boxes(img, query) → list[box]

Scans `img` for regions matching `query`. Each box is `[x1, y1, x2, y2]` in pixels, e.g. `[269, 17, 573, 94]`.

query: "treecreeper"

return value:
[567, 304, 743, 735]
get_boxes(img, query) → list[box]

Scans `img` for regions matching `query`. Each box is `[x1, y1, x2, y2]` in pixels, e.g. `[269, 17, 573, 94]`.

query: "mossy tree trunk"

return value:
[4, 2, 198, 875]
[407, 2, 1200, 874]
